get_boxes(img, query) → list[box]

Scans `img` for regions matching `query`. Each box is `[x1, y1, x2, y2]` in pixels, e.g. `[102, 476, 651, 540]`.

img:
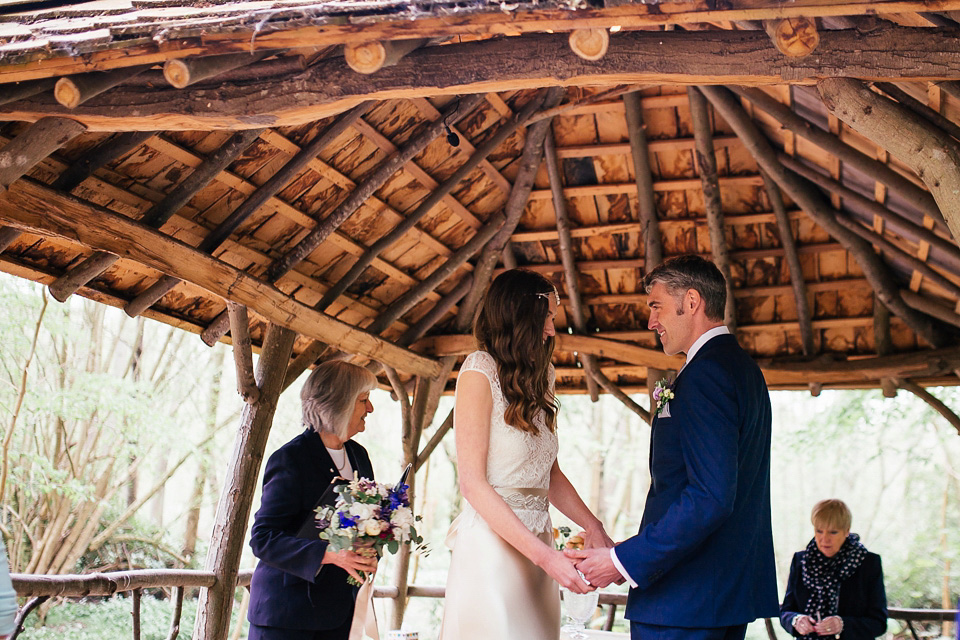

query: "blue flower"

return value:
[338, 514, 358, 529]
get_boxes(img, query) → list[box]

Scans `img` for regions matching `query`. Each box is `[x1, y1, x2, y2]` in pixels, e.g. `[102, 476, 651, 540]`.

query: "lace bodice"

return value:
[456, 350, 558, 533]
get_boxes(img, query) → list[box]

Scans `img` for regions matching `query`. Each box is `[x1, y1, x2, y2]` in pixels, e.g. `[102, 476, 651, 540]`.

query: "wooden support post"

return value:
[124, 103, 371, 318]
[688, 87, 736, 330]
[227, 302, 259, 404]
[281, 340, 330, 393]
[897, 378, 960, 435]
[568, 28, 610, 61]
[881, 377, 898, 398]
[0, 77, 56, 107]
[164, 51, 275, 88]
[700, 85, 948, 349]
[54, 65, 152, 108]
[760, 170, 815, 356]
[263, 94, 485, 285]
[762, 17, 819, 58]
[345, 39, 428, 74]
[50, 128, 264, 302]
[458, 87, 566, 329]
[194, 323, 296, 640]
[623, 91, 663, 273]
[415, 408, 453, 472]
[544, 131, 601, 401]
[314, 95, 543, 313]
[729, 86, 947, 233]
[167, 586, 184, 640]
[818, 77, 960, 244]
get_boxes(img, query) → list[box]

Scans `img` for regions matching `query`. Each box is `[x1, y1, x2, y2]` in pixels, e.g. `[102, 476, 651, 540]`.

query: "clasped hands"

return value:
[793, 614, 843, 637]
[556, 529, 624, 592]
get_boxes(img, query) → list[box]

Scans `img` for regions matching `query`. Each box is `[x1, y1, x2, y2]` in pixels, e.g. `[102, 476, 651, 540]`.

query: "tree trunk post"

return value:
[194, 323, 296, 640]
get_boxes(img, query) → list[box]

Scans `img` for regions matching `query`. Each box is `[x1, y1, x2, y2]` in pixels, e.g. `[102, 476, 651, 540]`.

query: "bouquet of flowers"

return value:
[315, 476, 422, 586]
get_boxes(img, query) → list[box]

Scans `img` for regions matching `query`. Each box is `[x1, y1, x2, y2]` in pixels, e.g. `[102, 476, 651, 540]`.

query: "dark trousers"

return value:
[631, 621, 748, 640]
[248, 614, 352, 640]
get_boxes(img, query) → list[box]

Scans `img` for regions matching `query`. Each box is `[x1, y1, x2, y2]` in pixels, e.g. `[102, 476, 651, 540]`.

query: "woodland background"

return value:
[0, 273, 956, 639]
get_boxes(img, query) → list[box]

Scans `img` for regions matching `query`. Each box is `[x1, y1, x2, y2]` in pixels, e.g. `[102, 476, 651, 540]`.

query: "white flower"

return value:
[391, 507, 414, 540]
[363, 519, 384, 536]
[349, 502, 378, 522]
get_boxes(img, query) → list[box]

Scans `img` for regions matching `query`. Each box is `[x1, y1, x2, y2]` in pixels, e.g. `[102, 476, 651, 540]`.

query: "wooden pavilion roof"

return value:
[2, 0, 960, 398]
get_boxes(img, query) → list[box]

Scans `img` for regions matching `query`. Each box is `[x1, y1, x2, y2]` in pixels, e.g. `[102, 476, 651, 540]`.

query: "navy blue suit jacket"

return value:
[779, 551, 887, 639]
[248, 429, 374, 631]
[616, 333, 779, 627]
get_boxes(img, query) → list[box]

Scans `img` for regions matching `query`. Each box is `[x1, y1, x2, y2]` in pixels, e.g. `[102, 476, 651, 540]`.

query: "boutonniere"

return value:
[653, 378, 674, 417]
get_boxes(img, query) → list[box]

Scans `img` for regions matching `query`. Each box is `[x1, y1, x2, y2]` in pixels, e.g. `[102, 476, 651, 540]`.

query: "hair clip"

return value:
[534, 290, 560, 305]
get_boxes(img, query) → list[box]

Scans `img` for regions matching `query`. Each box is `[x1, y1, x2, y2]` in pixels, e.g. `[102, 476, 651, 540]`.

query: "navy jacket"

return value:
[779, 551, 887, 639]
[615, 333, 779, 627]
[248, 429, 374, 630]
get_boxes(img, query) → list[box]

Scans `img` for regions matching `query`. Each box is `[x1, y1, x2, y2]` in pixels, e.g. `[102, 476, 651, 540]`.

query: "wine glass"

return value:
[561, 587, 599, 639]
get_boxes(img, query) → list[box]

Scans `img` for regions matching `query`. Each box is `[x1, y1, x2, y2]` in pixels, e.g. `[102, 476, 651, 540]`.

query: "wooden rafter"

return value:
[623, 90, 662, 272]
[0, 177, 442, 378]
[226, 301, 259, 404]
[689, 86, 736, 329]
[700, 84, 950, 348]
[544, 131, 601, 401]
[48, 128, 263, 302]
[124, 103, 374, 318]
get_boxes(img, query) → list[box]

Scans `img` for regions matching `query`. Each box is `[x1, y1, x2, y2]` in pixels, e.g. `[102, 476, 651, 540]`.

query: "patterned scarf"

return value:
[800, 533, 868, 618]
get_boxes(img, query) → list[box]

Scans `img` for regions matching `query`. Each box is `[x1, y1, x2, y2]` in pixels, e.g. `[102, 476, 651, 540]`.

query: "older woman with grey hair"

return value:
[248, 360, 380, 640]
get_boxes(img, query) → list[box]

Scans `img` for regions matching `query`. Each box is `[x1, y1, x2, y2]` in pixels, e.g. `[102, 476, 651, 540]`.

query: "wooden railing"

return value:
[10, 571, 958, 639]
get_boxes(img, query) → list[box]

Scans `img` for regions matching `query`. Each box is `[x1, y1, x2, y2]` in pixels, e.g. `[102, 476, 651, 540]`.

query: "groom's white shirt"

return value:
[609, 325, 731, 588]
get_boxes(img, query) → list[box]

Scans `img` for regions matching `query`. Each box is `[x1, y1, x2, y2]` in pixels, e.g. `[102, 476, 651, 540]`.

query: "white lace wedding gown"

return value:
[439, 350, 560, 640]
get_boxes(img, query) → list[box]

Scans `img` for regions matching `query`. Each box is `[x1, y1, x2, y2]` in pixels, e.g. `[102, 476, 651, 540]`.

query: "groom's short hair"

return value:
[643, 255, 726, 321]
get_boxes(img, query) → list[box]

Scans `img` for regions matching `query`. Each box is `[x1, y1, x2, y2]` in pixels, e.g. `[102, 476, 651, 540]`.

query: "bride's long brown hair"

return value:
[474, 269, 558, 434]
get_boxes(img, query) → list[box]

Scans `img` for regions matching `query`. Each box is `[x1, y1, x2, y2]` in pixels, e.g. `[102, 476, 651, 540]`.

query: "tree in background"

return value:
[0, 277, 236, 586]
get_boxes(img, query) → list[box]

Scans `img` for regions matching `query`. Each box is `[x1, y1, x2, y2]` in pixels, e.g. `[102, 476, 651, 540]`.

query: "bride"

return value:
[440, 269, 613, 639]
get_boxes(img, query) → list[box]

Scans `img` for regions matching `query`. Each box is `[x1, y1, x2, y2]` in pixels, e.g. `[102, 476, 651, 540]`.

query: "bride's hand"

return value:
[580, 527, 615, 550]
[539, 549, 594, 593]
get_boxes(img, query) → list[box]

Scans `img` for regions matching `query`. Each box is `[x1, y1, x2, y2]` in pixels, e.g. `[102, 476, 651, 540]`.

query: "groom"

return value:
[569, 255, 778, 640]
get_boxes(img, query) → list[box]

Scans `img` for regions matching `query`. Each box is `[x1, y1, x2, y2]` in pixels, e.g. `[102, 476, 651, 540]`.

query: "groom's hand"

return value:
[564, 547, 622, 589]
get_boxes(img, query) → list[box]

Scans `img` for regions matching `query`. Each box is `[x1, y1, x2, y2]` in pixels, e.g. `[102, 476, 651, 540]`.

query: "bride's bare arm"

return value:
[548, 463, 614, 549]
[455, 371, 592, 593]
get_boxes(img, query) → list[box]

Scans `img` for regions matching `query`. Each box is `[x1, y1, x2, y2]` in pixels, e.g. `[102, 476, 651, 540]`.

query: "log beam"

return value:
[344, 39, 428, 74]
[164, 51, 275, 88]
[762, 17, 820, 58]
[0, 116, 86, 194]
[193, 322, 296, 640]
[0, 177, 442, 378]
[48, 128, 263, 302]
[9, 28, 960, 131]
[818, 77, 960, 244]
[54, 66, 151, 109]
[568, 28, 610, 61]
[688, 86, 736, 329]
[700, 84, 949, 348]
